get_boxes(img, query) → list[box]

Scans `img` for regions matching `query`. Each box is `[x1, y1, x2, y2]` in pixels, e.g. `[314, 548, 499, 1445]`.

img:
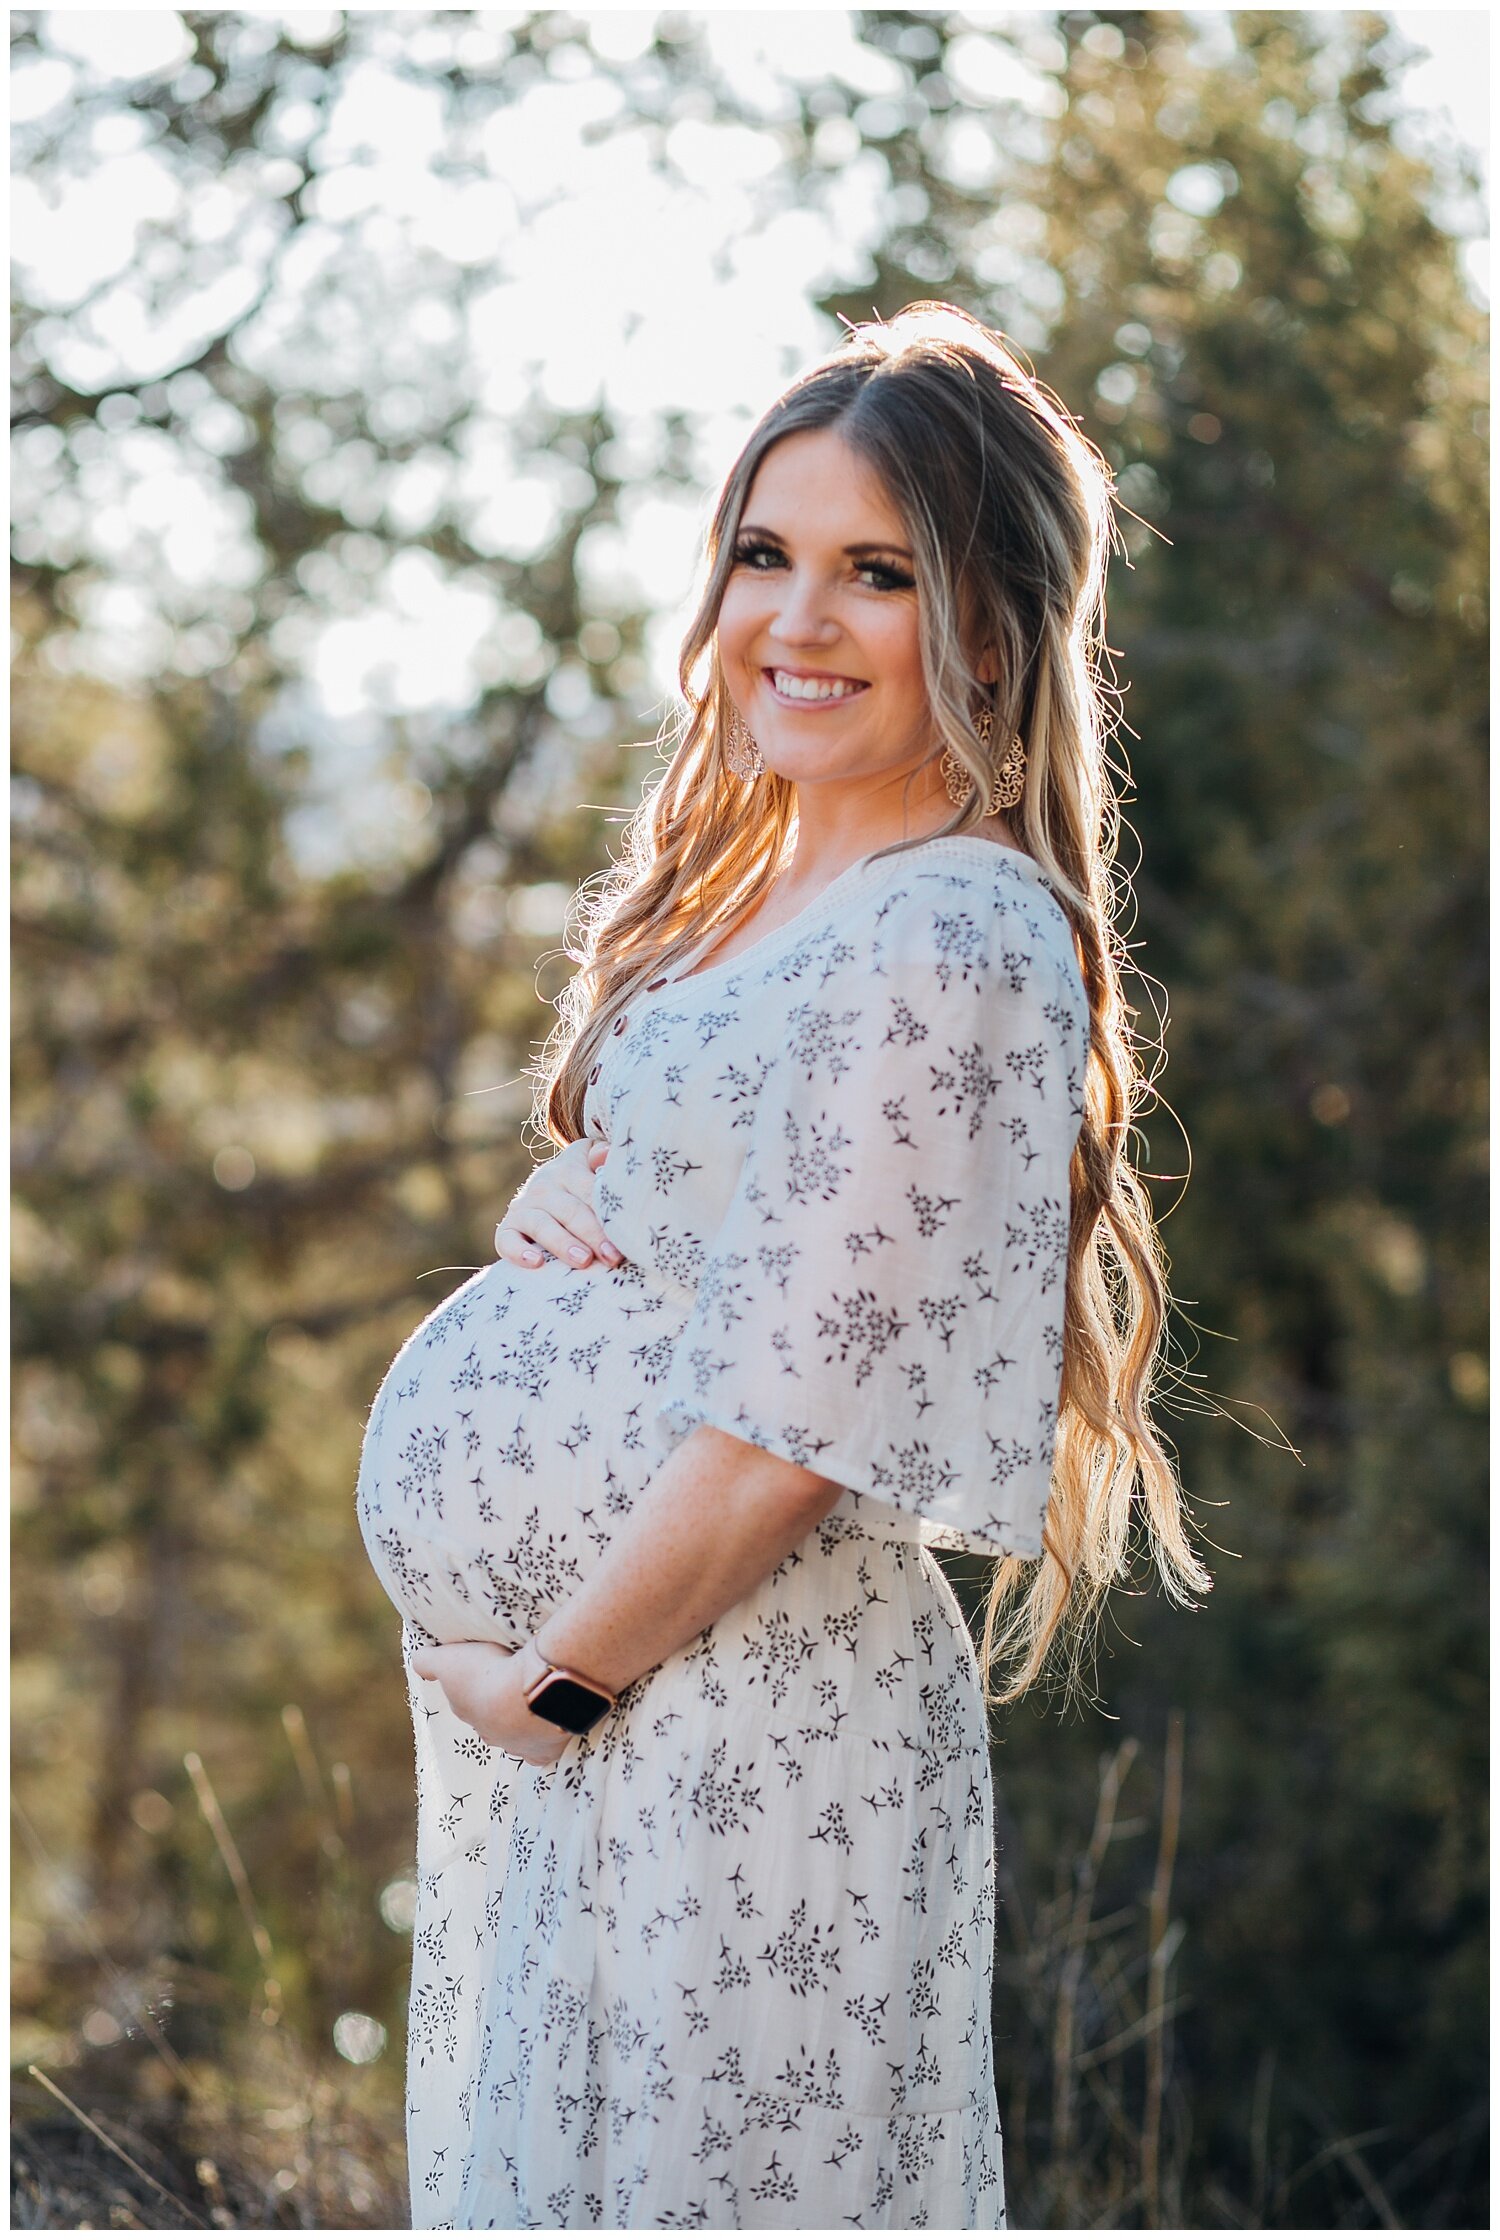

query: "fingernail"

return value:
[522, 1250, 543, 1265]
[569, 1246, 590, 1263]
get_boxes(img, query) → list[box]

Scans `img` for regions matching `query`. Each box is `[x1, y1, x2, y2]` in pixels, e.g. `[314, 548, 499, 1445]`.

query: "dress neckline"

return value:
[666, 834, 1057, 990]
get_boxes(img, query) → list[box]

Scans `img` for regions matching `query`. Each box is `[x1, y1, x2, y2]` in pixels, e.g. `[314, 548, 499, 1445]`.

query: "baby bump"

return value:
[356, 1256, 693, 1642]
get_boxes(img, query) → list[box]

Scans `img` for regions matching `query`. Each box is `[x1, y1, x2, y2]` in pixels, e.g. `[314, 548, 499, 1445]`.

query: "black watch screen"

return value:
[529, 1674, 613, 1734]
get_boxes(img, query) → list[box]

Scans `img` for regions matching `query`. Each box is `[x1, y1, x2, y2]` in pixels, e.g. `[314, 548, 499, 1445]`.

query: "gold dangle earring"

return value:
[940, 698, 1027, 815]
[724, 703, 765, 781]
[987, 705, 1028, 811]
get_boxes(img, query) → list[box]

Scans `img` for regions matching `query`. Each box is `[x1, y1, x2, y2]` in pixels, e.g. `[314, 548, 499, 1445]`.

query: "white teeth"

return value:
[770, 670, 865, 701]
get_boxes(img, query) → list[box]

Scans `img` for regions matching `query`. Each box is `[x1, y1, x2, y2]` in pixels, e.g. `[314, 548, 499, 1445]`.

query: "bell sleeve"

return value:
[654, 895, 1090, 1560]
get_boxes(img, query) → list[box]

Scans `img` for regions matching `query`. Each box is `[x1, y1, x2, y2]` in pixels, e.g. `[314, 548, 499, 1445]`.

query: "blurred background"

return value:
[10, 8, 1487, 2229]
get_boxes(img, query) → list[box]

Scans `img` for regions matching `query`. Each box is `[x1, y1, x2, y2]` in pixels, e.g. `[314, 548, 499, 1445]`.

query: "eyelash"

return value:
[731, 538, 915, 593]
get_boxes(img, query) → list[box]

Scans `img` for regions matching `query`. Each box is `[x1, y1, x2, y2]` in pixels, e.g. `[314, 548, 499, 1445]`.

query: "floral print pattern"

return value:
[356, 836, 1088, 2228]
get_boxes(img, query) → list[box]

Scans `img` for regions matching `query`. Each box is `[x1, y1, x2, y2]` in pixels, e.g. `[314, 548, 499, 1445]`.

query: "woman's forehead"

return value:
[743, 428, 904, 537]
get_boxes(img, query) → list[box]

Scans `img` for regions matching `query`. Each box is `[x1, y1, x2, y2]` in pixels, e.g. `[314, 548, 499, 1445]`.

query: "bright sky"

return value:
[12, 7, 1488, 867]
[1382, 9, 1488, 189]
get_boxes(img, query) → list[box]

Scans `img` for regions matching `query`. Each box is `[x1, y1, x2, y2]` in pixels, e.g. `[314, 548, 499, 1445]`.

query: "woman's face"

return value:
[716, 427, 955, 801]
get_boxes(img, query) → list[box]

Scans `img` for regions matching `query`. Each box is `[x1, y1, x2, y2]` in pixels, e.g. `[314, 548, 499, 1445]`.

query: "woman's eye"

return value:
[732, 540, 783, 570]
[731, 541, 914, 593]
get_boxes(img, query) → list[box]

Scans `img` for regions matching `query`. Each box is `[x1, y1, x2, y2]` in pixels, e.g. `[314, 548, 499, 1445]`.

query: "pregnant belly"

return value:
[356, 1256, 693, 1643]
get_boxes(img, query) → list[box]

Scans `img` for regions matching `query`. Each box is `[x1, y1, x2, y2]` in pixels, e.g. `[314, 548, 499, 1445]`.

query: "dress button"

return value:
[588, 1063, 601, 1084]
[612, 1014, 628, 1034]
[646, 976, 668, 991]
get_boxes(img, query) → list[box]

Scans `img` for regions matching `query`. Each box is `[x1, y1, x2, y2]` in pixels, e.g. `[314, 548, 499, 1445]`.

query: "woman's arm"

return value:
[533, 1422, 843, 1689]
[411, 1425, 843, 1761]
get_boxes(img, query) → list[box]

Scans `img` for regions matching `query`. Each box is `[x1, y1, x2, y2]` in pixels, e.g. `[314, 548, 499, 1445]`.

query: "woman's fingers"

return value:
[410, 1642, 567, 1765]
[555, 1180, 625, 1263]
[495, 1142, 623, 1268]
[495, 1207, 624, 1269]
[497, 1209, 598, 1267]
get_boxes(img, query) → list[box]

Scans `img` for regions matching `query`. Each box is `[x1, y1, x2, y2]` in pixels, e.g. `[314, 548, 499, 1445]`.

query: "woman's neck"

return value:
[777, 807, 1024, 895]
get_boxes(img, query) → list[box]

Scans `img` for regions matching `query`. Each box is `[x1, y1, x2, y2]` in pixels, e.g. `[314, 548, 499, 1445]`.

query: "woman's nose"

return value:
[767, 585, 841, 645]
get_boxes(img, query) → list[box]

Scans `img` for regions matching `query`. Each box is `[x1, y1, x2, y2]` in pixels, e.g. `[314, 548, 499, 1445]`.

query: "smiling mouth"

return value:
[762, 667, 870, 704]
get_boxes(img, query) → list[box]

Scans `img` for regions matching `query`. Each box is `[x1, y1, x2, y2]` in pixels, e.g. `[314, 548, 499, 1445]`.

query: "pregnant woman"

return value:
[356, 301, 1210, 2230]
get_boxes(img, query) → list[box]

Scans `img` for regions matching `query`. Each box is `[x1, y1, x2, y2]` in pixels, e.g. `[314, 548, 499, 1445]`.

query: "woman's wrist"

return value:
[514, 1635, 551, 1685]
[524, 1627, 620, 1697]
[521, 1632, 565, 1685]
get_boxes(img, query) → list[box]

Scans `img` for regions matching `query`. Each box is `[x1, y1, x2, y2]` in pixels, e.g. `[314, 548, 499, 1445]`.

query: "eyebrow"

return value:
[738, 522, 913, 561]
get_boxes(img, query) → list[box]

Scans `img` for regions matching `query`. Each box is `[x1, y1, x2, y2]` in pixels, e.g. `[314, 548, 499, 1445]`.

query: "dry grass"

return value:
[11, 1717, 1442, 2229]
[12, 1711, 409, 2231]
[13, 2025, 408, 2230]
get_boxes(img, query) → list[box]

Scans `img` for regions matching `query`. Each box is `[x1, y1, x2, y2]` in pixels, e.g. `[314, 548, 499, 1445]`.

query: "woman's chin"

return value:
[750, 715, 884, 771]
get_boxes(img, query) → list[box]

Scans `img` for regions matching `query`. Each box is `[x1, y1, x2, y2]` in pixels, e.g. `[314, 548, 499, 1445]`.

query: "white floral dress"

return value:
[356, 834, 1089, 2230]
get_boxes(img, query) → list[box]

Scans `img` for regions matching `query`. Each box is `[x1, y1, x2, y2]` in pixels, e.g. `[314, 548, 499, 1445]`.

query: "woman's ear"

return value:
[976, 645, 1000, 686]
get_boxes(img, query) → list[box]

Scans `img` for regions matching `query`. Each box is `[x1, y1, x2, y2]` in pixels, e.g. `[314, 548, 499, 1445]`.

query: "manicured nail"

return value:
[569, 1245, 590, 1263]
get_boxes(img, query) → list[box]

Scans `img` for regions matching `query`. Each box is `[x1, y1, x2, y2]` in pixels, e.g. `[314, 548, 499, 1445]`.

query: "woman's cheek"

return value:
[715, 590, 761, 684]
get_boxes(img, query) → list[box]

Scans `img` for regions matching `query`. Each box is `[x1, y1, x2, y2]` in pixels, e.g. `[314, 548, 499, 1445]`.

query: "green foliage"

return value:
[12, 9, 1486, 2226]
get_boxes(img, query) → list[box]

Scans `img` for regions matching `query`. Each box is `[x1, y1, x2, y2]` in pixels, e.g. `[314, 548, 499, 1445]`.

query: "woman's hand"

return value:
[494, 1137, 624, 1271]
[408, 1641, 570, 1767]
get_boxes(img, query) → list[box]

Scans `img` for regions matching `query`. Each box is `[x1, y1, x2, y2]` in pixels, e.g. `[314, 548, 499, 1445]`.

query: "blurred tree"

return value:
[12, 0, 681, 2087]
[829, 8, 1486, 2220]
[11, 7, 1486, 2226]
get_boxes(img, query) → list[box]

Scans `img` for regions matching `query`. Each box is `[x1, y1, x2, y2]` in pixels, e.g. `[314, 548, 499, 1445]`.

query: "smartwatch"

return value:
[521, 1643, 618, 1735]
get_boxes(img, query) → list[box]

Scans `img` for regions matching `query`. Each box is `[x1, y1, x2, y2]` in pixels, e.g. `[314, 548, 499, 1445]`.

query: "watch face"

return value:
[531, 1674, 610, 1734]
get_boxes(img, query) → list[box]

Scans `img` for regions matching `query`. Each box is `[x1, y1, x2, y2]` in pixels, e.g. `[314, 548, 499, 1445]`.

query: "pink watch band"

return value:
[521, 1639, 618, 1712]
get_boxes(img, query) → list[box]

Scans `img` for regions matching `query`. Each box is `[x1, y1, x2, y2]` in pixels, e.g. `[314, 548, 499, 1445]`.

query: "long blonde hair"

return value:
[531, 301, 1211, 1703]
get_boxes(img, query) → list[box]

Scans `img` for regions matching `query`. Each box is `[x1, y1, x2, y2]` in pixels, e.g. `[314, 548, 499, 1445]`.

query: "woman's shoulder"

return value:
[859, 838, 1080, 986]
[849, 844, 1090, 1100]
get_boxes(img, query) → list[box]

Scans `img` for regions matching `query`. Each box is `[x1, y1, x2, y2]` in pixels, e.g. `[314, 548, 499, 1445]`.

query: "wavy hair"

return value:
[530, 301, 1211, 1704]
